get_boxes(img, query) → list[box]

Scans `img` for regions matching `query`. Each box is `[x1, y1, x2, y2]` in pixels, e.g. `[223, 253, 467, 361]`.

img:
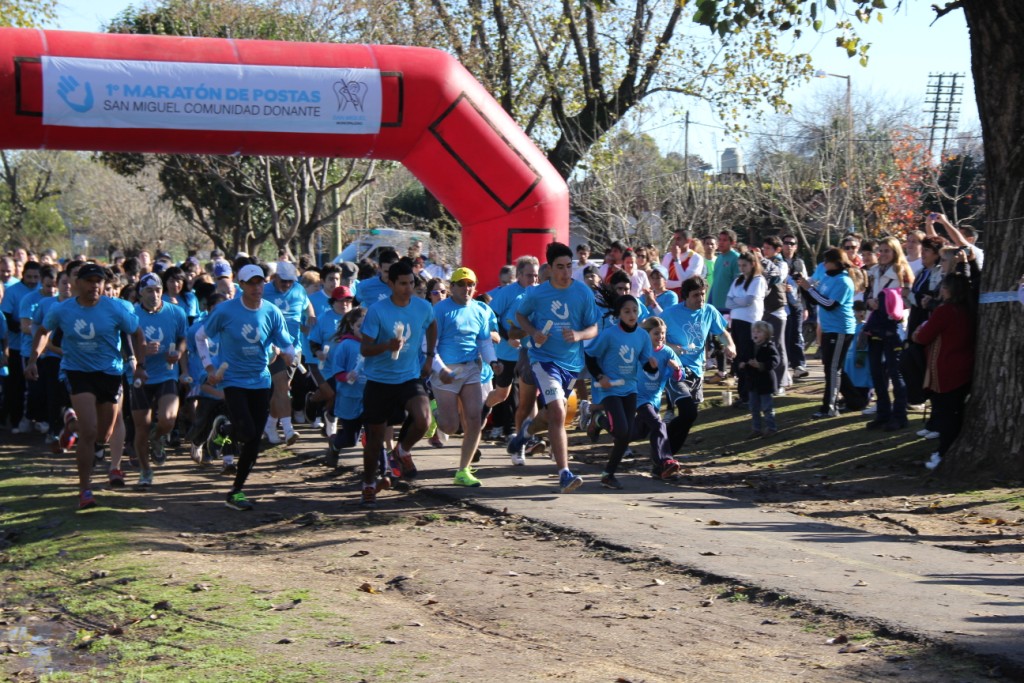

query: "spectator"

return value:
[726, 252, 766, 408]
[797, 247, 856, 419]
[572, 244, 592, 282]
[863, 236, 914, 431]
[903, 236, 945, 423]
[708, 229, 740, 314]
[598, 240, 627, 282]
[780, 234, 808, 378]
[913, 273, 975, 470]
[621, 249, 650, 297]
[905, 230, 926, 276]
[662, 229, 705, 295]
[760, 236, 791, 392]
[741, 320, 781, 438]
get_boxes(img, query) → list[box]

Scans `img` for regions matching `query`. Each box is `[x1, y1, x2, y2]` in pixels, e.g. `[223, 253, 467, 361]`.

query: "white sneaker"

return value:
[12, 417, 32, 434]
[265, 425, 283, 445]
[487, 427, 503, 441]
[924, 453, 942, 470]
[292, 410, 307, 425]
[311, 417, 324, 430]
[510, 450, 526, 466]
[324, 418, 337, 438]
[861, 405, 877, 416]
[924, 430, 940, 440]
[577, 400, 591, 431]
[34, 421, 50, 434]
[283, 425, 299, 446]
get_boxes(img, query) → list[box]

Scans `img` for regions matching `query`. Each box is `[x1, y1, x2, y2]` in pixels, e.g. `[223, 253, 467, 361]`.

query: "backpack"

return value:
[880, 287, 905, 321]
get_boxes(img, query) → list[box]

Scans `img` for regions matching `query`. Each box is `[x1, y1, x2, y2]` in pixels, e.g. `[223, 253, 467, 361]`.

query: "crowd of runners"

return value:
[0, 219, 1016, 511]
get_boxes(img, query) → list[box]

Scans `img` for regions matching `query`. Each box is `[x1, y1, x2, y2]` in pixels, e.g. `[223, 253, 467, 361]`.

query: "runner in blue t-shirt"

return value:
[515, 242, 600, 493]
[306, 285, 355, 430]
[196, 264, 296, 512]
[30, 269, 69, 444]
[660, 276, 736, 455]
[26, 263, 144, 511]
[2, 260, 40, 433]
[18, 264, 56, 434]
[583, 295, 654, 489]
[358, 260, 436, 508]
[325, 307, 367, 467]
[262, 261, 316, 445]
[631, 317, 684, 479]
[356, 248, 399, 309]
[431, 267, 502, 488]
[130, 273, 189, 487]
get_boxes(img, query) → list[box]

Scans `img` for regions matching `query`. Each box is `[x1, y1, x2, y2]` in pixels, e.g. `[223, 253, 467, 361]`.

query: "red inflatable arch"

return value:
[0, 28, 568, 290]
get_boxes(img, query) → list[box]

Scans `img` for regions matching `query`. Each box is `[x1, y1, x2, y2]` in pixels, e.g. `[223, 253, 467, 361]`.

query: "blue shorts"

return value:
[530, 361, 577, 407]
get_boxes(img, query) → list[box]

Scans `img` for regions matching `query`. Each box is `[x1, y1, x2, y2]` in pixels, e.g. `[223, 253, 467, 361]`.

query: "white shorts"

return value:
[480, 379, 493, 403]
[431, 361, 482, 395]
[531, 361, 577, 407]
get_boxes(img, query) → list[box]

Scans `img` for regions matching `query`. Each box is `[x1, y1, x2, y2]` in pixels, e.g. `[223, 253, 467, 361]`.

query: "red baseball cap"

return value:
[330, 285, 354, 301]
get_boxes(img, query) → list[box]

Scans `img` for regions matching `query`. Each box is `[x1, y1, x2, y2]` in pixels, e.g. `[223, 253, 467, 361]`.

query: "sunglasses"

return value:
[430, 289, 448, 295]
[783, 241, 797, 246]
[842, 245, 857, 251]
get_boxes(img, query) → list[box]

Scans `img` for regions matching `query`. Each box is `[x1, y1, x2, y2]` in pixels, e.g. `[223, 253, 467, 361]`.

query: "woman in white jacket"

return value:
[727, 252, 766, 407]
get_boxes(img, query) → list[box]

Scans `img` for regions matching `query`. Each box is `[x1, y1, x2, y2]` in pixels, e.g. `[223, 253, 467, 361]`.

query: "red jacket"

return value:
[913, 303, 974, 393]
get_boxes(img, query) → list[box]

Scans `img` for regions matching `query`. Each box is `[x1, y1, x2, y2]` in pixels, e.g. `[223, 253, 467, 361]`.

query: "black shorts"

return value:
[130, 379, 178, 413]
[493, 357, 518, 389]
[269, 354, 297, 380]
[65, 370, 123, 405]
[362, 378, 428, 425]
[515, 348, 535, 386]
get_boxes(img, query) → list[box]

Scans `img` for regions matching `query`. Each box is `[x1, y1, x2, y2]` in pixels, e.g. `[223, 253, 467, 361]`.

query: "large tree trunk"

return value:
[943, 1, 1024, 479]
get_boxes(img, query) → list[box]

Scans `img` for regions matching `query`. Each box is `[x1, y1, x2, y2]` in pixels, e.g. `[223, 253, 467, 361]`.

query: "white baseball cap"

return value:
[276, 261, 298, 281]
[238, 264, 266, 282]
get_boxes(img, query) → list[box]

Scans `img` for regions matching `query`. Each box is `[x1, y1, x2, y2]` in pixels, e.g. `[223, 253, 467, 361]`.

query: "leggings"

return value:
[630, 403, 671, 463]
[820, 332, 852, 413]
[601, 393, 637, 476]
[731, 319, 753, 401]
[868, 335, 907, 422]
[223, 387, 272, 493]
[39, 356, 68, 438]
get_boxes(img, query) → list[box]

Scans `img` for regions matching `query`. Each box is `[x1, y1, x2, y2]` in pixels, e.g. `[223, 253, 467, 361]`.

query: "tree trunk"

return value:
[942, 1, 1024, 479]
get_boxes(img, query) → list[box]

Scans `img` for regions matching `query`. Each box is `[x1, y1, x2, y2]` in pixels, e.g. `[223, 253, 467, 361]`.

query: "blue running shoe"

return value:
[559, 470, 583, 493]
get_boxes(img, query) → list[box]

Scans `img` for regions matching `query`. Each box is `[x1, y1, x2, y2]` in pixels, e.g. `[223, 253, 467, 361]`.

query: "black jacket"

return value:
[745, 339, 781, 395]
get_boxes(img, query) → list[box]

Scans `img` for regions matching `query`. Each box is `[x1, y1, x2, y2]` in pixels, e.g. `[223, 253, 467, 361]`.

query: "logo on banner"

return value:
[58, 75, 94, 113]
[333, 79, 369, 112]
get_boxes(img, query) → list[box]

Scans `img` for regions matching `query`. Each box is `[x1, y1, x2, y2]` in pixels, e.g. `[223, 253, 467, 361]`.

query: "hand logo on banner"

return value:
[57, 74, 94, 113]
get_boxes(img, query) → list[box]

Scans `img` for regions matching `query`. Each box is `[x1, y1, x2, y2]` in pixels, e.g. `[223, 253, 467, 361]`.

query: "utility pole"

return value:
[683, 111, 690, 199]
[924, 73, 964, 160]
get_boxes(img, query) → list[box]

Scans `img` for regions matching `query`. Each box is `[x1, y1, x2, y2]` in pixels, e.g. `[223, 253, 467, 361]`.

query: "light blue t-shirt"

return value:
[200, 298, 294, 390]
[135, 302, 188, 385]
[517, 279, 600, 373]
[586, 323, 653, 399]
[43, 296, 139, 376]
[357, 276, 392, 308]
[330, 337, 365, 420]
[309, 289, 331, 317]
[661, 303, 727, 376]
[163, 292, 199, 321]
[309, 308, 343, 350]
[816, 271, 856, 334]
[263, 282, 310, 342]
[186, 314, 219, 386]
[655, 290, 679, 312]
[488, 282, 531, 362]
[434, 297, 492, 365]
[637, 344, 682, 408]
[362, 296, 435, 384]
[31, 295, 62, 360]
[2, 280, 38, 353]
[18, 289, 47, 356]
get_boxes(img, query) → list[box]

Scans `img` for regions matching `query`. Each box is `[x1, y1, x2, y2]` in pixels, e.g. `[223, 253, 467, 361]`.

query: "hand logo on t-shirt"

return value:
[241, 323, 261, 344]
[618, 345, 635, 364]
[550, 300, 570, 320]
[144, 325, 164, 346]
[73, 319, 96, 340]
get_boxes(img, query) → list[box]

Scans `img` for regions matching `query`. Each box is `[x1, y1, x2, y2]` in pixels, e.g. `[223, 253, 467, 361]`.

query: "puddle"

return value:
[2, 616, 104, 678]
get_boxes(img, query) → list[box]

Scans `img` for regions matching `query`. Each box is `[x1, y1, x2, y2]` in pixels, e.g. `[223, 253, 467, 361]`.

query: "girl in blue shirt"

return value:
[632, 317, 683, 479]
[326, 308, 367, 467]
[584, 295, 654, 490]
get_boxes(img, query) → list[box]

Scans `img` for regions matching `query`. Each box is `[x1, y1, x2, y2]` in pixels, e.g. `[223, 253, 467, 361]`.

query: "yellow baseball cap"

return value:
[450, 267, 477, 284]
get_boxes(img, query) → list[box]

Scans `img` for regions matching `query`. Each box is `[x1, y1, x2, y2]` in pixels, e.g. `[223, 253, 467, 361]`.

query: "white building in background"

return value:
[721, 147, 744, 175]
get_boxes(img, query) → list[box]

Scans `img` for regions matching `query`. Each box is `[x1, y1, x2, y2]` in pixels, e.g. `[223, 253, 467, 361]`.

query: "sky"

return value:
[44, 0, 978, 170]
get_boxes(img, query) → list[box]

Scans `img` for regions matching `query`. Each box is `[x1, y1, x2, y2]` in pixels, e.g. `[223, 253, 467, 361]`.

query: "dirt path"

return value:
[0, 429, 1001, 682]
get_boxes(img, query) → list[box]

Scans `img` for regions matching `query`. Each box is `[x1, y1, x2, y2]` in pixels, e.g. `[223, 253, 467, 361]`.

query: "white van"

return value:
[333, 228, 431, 264]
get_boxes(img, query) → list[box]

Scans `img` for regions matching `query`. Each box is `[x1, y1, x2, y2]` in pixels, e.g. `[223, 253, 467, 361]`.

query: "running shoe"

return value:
[12, 417, 32, 434]
[324, 417, 337, 438]
[453, 468, 482, 487]
[221, 461, 238, 476]
[108, 469, 125, 487]
[525, 436, 548, 457]
[398, 452, 417, 479]
[510, 449, 526, 466]
[924, 453, 942, 470]
[190, 443, 204, 465]
[376, 476, 392, 492]
[283, 425, 300, 446]
[59, 408, 78, 452]
[576, 399, 591, 431]
[600, 473, 623, 490]
[225, 491, 253, 511]
[559, 470, 583, 493]
[34, 421, 50, 435]
[384, 448, 403, 479]
[149, 426, 167, 465]
[137, 469, 154, 487]
[587, 412, 604, 443]
[472, 448, 482, 464]
[264, 421, 282, 445]
[325, 439, 341, 469]
[78, 490, 97, 510]
[208, 415, 231, 460]
[360, 485, 377, 509]
[168, 428, 181, 449]
[657, 459, 681, 479]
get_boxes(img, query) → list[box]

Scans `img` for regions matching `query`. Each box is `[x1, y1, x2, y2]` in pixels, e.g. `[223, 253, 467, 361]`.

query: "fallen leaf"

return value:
[90, 570, 109, 579]
[152, 601, 172, 611]
[838, 644, 869, 654]
[561, 587, 582, 594]
[699, 551, 721, 556]
[976, 517, 1010, 526]
[271, 598, 303, 609]
[700, 597, 716, 607]
[382, 637, 402, 645]
[853, 580, 868, 587]
[351, 550, 370, 557]
[652, 578, 666, 586]
[276, 638, 294, 644]
[192, 583, 212, 592]
[826, 635, 849, 645]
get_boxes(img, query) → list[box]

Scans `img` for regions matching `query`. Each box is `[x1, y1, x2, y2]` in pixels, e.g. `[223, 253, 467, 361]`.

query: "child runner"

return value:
[326, 307, 367, 468]
[515, 242, 600, 493]
[633, 317, 683, 478]
[584, 294, 653, 489]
